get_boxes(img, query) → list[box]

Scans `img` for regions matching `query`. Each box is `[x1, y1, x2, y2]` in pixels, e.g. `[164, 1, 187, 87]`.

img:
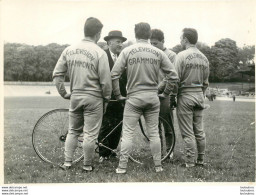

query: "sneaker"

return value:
[115, 167, 126, 174]
[185, 162, 196, 168]
[181, 162, 195, 168]
[59, 162, 72, 170]
[155, 166, 164, 173]
[99, 156, 109, 163]
[82, 165, 94, 172]
[196, 160, 205, 166]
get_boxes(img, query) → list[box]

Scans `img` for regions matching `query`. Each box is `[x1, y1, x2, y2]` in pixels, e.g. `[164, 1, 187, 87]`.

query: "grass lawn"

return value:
[4, 96, 255, 183]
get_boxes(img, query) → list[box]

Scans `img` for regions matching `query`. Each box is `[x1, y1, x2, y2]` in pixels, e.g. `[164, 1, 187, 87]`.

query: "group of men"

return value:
[52, 17, 210, 174]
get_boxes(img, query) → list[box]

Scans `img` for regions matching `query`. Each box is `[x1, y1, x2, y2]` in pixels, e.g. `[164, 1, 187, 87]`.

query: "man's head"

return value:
[180, 28, 198, 49]
[134, 22, 151, 40]
[104, 31, 127, 54]
[84, 17, 103, 42]
[150, 29, 165, 50]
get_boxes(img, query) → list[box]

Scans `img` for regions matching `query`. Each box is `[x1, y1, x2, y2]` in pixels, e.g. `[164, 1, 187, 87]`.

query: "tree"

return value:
[4, 42, 68, 81]
[238, 45, 255, 68]
[210, 38, 239, 81]
[237, 45, 255, 82]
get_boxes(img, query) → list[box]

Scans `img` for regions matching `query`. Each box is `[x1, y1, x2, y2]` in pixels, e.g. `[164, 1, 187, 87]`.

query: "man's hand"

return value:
[158, 81, 166, 94]
[103, 102, 108, 114]
[170, 95, 177, 109]
[116, 95, 126, 102]
[158, 93, 169, 100]
[63, 93, 71, 99]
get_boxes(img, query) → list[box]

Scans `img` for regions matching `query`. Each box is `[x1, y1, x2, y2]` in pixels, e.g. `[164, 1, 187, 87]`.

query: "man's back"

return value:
[112, 40, 177, 95]
[175, 46, 209, 90]
[53, 39, 111, 99]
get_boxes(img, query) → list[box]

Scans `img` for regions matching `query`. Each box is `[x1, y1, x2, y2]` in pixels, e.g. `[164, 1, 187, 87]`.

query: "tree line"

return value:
[4, 39, 255, 82]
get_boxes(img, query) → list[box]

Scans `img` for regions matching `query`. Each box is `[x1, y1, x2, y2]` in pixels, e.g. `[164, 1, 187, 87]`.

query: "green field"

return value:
[4, 96, 255, 183]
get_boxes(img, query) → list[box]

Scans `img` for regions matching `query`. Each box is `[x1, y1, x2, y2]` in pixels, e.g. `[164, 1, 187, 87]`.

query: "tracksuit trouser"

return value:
[64, 94, 103, 166]
[118, 91, 161, 169]
[159, 97, 174, 153]
[176, 92, 206, 163]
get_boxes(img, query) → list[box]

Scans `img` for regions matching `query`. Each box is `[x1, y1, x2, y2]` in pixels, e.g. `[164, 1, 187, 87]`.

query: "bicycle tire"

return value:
[129, 116, 175, 164]
[32, 109, 83, 166]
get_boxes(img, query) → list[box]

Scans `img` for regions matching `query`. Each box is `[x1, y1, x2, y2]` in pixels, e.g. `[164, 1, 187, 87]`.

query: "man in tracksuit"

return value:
[175, 28, 209, 168]
[52, 17, 112, 171]
[150, 29, 177, 159]
[111, 22, 179, 174]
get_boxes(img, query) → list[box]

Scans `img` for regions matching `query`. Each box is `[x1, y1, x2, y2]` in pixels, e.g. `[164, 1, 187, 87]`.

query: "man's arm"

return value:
[202, 61, 210, 96]
[52, 49, 70, 99]
[158, 52, 177, 94]
[98, 53, 112, 103]
[111, 50, 127, 101]
[53, 76, 70, 99]
[159, 52, 179, 98]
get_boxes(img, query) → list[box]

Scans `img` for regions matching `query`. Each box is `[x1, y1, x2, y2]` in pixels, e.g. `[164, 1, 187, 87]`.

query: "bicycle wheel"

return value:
[32, 109, 83, 166]
[129, 116, 175, 164]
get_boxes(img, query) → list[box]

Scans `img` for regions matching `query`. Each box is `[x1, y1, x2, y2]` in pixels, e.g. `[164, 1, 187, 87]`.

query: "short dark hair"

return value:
[84, 17, 103, 37]
[135, 22, 151, 40]
[150, 29, 164, 41]
[182, 28, 198, 44]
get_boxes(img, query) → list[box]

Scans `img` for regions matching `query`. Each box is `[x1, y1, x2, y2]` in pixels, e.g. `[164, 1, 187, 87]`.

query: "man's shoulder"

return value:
[196, 49, 209, 64]
[176, 49, 187, 59]
[164, 49, 176, 58]
[88, 43, 107, 56]
[165, 48, 176, 55]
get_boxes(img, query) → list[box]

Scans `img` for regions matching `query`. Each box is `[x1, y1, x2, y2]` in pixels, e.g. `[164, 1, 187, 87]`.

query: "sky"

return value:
[1, 0, 256, 48]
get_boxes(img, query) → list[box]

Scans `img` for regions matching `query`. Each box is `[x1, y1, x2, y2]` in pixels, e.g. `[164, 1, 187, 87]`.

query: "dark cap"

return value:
[104, 30, 127, 42]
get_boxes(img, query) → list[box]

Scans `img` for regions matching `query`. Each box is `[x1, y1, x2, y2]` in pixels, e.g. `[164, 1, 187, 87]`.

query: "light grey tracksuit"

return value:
[175, 45, 209, 163]
[53, 39, 112, 166]
[111, 39, 179, 169]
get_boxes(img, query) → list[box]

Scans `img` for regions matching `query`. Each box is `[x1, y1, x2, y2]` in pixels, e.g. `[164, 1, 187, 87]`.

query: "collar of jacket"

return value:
[137, 39, 149, 44]
[82, 38, 95, 43]
[186, 44, 196, 49]
[109, 49, 118, 58]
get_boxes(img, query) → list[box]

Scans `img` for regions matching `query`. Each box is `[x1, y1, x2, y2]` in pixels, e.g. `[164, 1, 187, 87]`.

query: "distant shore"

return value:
[4, 81, 70, 86]
[4, 81, 254, 90]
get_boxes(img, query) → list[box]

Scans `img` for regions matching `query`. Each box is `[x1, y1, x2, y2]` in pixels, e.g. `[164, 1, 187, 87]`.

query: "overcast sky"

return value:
[1, 0, 256, 48]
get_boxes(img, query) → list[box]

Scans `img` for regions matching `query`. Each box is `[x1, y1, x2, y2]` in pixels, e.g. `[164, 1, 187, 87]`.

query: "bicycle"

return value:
[32, 100, 176, 166]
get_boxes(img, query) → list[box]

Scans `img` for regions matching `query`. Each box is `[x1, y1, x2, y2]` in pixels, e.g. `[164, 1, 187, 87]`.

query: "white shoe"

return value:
[82, 165, 94, 172]
[99, 156, 108, 163]
[155, 166, 164, 173]
[182, 163, 195, 168]
[59, 162, 72, 170]
[196, 160, 205, 166]
[115, 167, 126, 174]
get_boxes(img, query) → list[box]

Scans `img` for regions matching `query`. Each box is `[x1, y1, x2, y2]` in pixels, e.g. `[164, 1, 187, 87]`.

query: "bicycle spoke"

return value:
[128, 116, 175, 164]
[32, 109, 83, 166]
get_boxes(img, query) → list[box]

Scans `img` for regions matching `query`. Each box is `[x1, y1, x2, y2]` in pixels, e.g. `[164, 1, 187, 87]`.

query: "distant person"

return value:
[232, 94, 236, 102]
[111, 22, 179, 173]
[150, 29, 177, 159]
[97, 30, 127, 162]
[175, 28, 210, 168]
[52, 17, 112, 172]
